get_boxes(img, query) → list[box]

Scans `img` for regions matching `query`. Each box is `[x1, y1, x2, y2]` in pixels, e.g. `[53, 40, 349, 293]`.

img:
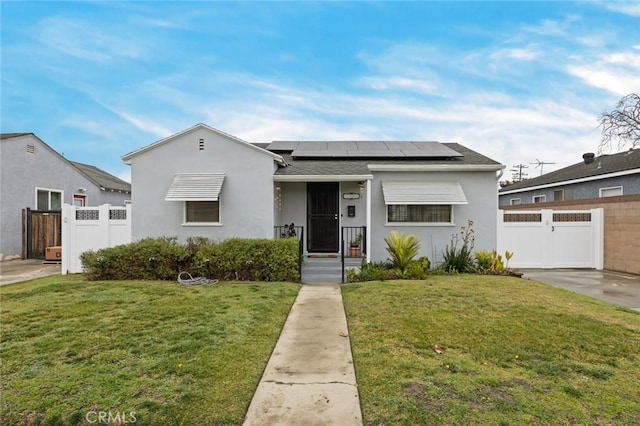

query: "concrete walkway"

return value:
[244, 284, 362, 426]
[0, 259, 61, 286]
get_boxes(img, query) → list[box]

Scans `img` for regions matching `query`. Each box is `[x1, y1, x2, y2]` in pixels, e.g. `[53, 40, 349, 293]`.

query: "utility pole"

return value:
[510, 164, 528, 182]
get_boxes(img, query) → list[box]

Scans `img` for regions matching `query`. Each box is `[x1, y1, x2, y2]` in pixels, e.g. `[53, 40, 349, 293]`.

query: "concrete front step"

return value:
[301, 257, 363, 284]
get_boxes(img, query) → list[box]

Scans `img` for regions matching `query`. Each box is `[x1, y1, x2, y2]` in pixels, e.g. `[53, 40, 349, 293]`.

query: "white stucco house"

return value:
[122, 124, 503, 267]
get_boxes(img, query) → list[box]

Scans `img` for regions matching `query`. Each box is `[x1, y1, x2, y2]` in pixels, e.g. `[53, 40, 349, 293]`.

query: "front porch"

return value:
[274, 179, 372, 256]
[274, 224, 367, 284]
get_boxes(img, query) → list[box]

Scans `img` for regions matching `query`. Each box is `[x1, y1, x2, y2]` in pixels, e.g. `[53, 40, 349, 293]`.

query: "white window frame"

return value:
[182, 200, 222, 226]
[385, 204, 455, 227]
[35, 187, 63, 210]
[509, 198, 521, 205]
[599, 186, 623, 198]
[533, 195, 546, 203]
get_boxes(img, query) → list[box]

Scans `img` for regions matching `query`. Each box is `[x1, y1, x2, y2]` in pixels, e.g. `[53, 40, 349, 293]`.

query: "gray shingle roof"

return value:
[271, 142, 502, 176]
[500, 149, 640, 192]
[71, 161, 131, 193]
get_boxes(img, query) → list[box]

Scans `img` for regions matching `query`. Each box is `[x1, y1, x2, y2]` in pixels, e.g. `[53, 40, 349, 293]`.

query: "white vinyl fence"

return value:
[497, 208, 604, 270]
[61, 204, 132, 274]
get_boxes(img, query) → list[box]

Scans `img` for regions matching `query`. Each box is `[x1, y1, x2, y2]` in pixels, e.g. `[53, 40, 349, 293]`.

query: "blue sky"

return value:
[2, 1, 639, 182]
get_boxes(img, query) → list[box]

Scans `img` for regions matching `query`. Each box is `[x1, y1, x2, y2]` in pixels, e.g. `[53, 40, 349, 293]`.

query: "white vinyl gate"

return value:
[497, 209, 604, 269]
[61, 204, 132, 274]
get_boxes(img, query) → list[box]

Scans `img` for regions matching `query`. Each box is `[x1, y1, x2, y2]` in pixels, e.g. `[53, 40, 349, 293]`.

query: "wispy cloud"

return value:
[33, 16, 146, 63]
[567, 48, 640, 95]
[601, 2, 640, 17]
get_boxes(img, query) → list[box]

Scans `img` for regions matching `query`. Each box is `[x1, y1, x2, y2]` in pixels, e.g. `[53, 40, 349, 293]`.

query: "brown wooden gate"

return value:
[23, 208, 62, 259]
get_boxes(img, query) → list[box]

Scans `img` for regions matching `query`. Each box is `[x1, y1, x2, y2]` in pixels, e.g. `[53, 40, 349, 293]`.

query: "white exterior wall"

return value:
[369, 170, 499, 265]
[129, 127, 276, 242]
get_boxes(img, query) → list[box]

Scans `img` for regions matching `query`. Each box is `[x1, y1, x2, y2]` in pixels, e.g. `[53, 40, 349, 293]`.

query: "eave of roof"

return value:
[1, 133, 32, 140]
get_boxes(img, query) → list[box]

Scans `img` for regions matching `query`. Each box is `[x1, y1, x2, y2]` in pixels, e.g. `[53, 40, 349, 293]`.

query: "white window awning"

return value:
[381, 181, 468, 205]
[165, 173, 225, 201]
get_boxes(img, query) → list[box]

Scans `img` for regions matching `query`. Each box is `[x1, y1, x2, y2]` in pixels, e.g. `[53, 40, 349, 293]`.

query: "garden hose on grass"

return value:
[177, 272, 219, 286]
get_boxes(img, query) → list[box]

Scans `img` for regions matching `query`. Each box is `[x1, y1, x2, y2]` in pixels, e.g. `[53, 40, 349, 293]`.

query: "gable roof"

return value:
[271, 142, 503, 177]
[1, 132, 131, 193]
[71, 162, 131, 193]
[122, 123, 286, 165]
[500, 149, 640, 194]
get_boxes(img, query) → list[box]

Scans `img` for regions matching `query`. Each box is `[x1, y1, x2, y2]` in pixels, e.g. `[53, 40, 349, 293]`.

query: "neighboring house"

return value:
[0, 133, 131, 260]
[499, 150, 640, 206]
[499, 149, 640, 275]
[122, 124, 503, 264]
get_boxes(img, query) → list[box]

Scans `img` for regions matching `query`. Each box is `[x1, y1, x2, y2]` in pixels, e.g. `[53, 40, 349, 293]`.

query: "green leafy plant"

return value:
[350, 233, 363, 248]
[384, 231, 421, 278]
[504, 250, 514, 269]
[405, 256, 431, 280]
[474, 250, 516, 275]
[474, 250, 504, 274]
[347, 258, 397, 283]
[441, 220, 476, 273]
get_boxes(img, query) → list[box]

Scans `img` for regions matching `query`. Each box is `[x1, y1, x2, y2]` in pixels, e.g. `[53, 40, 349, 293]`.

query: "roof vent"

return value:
[26, 144, 35, 154]
[582, 152, 595, 164]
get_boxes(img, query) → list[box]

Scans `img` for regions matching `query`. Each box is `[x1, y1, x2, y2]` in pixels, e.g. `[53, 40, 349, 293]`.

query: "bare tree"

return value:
[598, 93, 640, 153]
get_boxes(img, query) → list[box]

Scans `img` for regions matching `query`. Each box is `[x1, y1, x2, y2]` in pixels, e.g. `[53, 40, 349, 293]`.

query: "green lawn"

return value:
[342, 275, 640, 425]
[0, 275, 299, 425]
[4, 274, 640, 425]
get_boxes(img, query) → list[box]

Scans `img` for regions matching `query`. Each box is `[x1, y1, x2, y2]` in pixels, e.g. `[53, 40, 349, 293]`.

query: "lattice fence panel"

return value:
[109, 209, 127, 220]
[76, 210, 99, 220]
[504, 213, 542, 223]
[553, 213, 591, 222]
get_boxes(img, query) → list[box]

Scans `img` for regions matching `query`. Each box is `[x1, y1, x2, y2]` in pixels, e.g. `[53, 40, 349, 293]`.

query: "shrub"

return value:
[384, 231, 420, 278]
[474, 250, 504, 274]
[81, 237, 191, 280]
[81, 237, 299, 282]
[441, 220, 476, 273]
[474, 250, 516, 275]
[194, 238, 299, 282]
[347, 259, 397, 283]
[405, 256, 430, 280]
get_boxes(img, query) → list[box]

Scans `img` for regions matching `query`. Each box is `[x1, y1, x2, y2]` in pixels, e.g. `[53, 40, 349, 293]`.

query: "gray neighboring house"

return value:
[499, 150, 640, 206]
[123, 123, 504, 264]
[0, 133, 131, 260]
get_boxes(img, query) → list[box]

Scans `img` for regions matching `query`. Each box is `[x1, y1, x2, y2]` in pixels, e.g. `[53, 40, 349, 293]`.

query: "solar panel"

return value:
[291, 150, 350, 158]
[266, 141, 300, 151]
[286, 140, 463, 158]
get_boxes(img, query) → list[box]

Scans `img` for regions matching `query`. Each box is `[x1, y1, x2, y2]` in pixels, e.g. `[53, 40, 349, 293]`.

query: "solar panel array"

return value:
[267, 141, 463, 159]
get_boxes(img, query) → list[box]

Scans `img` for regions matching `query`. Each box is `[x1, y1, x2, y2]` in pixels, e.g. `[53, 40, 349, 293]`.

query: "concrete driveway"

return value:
[0, 259, 61, 286]
[521, 269, 640, 312]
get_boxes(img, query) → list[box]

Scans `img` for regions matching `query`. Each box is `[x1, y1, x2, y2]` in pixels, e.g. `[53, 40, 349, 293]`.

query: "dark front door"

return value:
[307, 182, 339, 252]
